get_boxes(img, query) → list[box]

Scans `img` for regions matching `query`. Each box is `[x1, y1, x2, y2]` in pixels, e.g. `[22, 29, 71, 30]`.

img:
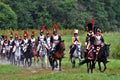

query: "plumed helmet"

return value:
[40, 25, 45, 33]
[10, 31, 13, 37]
[31, 30, 35, 36]
[53, 23, 58, 32]
[86, 23, 93, 31]
[4, 34, 8, 40]
[47, 30, 51, 34]
[74, 29, 78, 34]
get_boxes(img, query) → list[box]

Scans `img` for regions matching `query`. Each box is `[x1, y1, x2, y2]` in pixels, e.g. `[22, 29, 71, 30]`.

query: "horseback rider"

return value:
[37, 25, 46, 52]
[69, 29, 81, 55]
[50, 23, 61, 54]
[45, 30, 51, 50]
[94, 28, 104, 60]
[84, 22, 95, 59]
[23, 30, 29, 45]
[12, 33, 20, 52]
[30, 30, 36, 47]
[8, 31, 14, 50]
[2, 34, 8, 54]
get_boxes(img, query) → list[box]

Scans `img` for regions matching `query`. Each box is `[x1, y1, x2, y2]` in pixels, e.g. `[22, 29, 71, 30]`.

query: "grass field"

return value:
[0, 31, 120, 80]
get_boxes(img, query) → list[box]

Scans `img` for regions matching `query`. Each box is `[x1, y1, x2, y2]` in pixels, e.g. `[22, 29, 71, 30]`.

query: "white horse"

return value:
[13, 42, 22, 66]
[37, 42, 48, 68]
[70, 42, 82, 68]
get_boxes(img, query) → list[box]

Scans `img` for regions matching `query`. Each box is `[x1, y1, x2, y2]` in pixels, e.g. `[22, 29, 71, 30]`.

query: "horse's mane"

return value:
[98, 44, 110, 59]
[55, 40, 65, 51]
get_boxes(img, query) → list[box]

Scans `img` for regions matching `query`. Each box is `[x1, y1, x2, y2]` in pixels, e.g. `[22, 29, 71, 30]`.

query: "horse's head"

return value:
[99, 43, 110, 58]
[55, 40, 65, 52]
[76, 43, 82, 52]
[60, 40, 65, 51]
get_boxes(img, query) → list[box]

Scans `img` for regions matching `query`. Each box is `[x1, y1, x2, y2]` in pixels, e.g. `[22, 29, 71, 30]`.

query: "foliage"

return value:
[0, 2, 17, 29]
[0, 0, 119, 31]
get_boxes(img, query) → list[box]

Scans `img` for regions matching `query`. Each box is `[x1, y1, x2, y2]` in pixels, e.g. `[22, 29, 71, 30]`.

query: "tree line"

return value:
[0, 0, 120, 31]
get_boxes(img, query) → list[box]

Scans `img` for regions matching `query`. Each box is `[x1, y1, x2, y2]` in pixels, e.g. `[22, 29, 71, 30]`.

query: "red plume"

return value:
[47, 30, 51, 34]
[24, 30, 28, 38]
[19, 34, 22, 39]
[41, 25, 45, 32]
[54, 23, 58, 32]
[32, 30, 35, 36]
[15, 32, 18, 38]
[4, 34, 8, 40]
[91, 18, 95, 25]
[10, 31, 13, 36]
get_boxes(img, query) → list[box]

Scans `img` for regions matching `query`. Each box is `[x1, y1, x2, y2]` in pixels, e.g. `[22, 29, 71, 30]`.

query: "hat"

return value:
[4, 34, 8, 40]
[86, 23, 93, 31]
[47, 30, 51, 34]
[10, 31, 13, 37]
[53, 23, 58, 32]
[24, 30, 28, 38]
[41, 25, 45, 33]
[96, 28, 101, 33]
[91, 18, 95, 25]
[74, 29, 78, 34]
[15, 32, 18, 38]
[31, 30, 35, 36]
[19, 34, 22, 39]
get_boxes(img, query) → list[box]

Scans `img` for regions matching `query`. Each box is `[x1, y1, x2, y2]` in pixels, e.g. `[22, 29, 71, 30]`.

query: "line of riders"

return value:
[0, 24, 62, 66]
[0, 21, 109, 67]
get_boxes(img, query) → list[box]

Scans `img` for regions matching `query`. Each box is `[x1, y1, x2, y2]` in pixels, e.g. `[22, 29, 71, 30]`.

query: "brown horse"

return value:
[49, 40, 65, 71]
[32, 40, 39, 64]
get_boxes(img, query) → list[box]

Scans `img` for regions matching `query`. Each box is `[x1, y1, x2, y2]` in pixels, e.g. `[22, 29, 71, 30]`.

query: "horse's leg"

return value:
[91, 60, 94, 73]
[52, 59, 55, 70]
[59, 59, 62, 71]
[87, 59, 90, 73]
[55, 60, 58, 68]
[103, 61, 107, 72]
[72, 58, 75, 68]
[98, 61, 102, 72]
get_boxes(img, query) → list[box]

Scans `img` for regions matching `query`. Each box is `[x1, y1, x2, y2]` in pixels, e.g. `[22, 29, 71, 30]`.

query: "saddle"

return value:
[87, 49, 94, 60]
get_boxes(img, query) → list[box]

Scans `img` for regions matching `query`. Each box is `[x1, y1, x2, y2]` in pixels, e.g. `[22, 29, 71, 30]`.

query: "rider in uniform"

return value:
[8, 31, 14, 50]
[30, 30, 36, 47]
[45, 30, 51, 50]
[23, 30, 29, 45]
[94, 28, 104, 60]
[2, 34, 8, 54]
[37, 25, 46, 52]
[69, 29, 81, 55]
[12, 33, 20, 53]
[84, 22, 95, 59]
[50, 24, 61, 54]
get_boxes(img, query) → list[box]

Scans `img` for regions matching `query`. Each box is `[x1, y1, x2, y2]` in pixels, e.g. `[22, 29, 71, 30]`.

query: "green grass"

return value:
[0, 59, 120, 80]
[0, 31, 120, 80]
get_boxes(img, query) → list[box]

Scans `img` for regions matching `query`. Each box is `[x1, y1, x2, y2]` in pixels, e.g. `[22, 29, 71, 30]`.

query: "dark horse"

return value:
[80, 48, 95, 73]
[24, 40, 33, 67]
[79, 44, 110, 73]
[49, 40, 65, 71]
[97, 44, 110, 72]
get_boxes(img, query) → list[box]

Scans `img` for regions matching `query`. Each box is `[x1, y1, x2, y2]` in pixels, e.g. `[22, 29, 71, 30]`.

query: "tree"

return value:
[0, 2, 17, 29]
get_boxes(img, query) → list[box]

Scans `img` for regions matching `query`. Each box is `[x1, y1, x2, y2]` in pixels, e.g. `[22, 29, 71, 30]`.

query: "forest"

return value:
[0, 0, 120, 31]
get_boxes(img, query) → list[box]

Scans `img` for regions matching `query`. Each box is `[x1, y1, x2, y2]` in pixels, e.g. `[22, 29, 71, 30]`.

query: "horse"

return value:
[79, 46, 95, 73]
[23, 40, 33, 67]
[70, 43, 82, 68]
[97, 44, 110, 72]
[32, 40, 39, 65]
[49, 40, 65, 71]
[13, 43, 22, 66]
[37, 41, 48, 68]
